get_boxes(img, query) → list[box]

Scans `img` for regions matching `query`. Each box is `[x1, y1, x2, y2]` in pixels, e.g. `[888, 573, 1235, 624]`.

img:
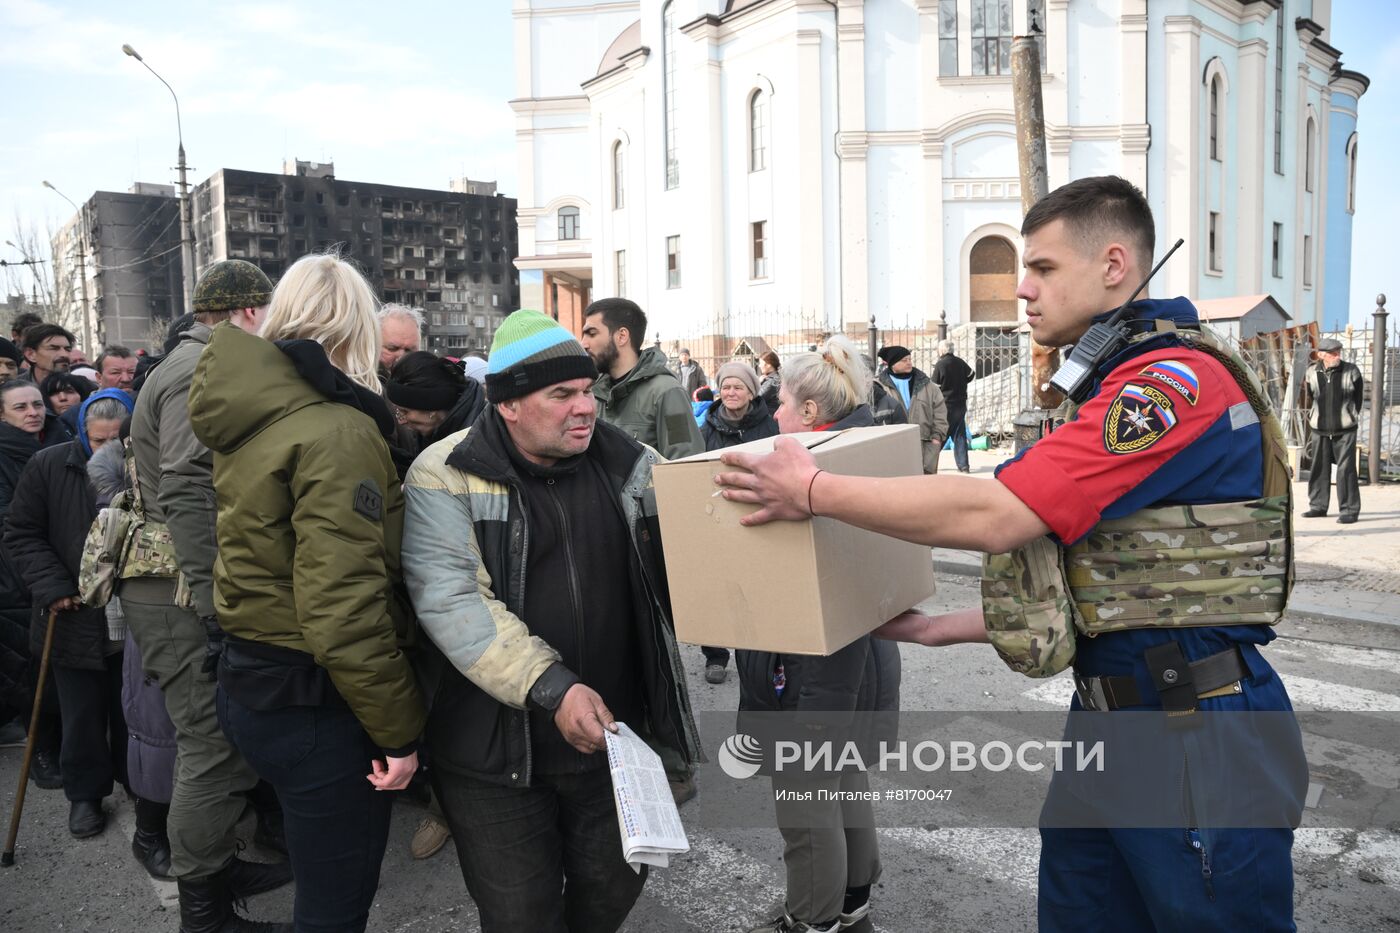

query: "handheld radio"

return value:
[1047, 238, 1186, 403]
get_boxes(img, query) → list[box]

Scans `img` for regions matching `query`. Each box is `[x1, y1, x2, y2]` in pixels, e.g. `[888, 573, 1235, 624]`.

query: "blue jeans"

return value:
[217, 691, 392, 933]
[433, 767, 647, 933]
[948, 415, 970, 472]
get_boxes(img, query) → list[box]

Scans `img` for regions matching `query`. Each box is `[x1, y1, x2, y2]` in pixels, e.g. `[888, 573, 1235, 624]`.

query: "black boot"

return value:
[29, 749, 62, 789]
[225, 856, 294, 899]
[177, 872, 292, 933]
[131, 797, 173, 880]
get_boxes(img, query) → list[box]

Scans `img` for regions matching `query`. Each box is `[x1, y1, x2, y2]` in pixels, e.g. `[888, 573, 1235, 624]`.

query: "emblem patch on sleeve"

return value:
[1104, 382, 1179, 455]
[1137, 360, 1200, 405]
[353, 479, 384, 521]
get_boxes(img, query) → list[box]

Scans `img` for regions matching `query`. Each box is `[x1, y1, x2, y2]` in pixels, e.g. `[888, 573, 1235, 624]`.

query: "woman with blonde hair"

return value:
[188, 253, 426, 933]
[738, 335, 900, 933]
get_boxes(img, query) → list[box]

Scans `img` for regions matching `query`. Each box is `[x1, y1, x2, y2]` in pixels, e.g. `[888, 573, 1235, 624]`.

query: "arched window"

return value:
[558, 206, 580, 240]
[1346, 132, 1359, 214]
[1305, 116, 1316, 193]
[1209, 76, 1221, 161]
[969, 235, 1018, 322]
[1203, 57, 1228, 165]
[662, 2, 679, 189]
[749, 90, 767, 172]
[612, 141, 625, 210]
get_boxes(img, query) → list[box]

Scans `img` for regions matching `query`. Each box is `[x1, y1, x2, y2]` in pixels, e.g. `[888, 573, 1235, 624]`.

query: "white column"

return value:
[1235, 39, 1268, 294]
[837, 0, 869, 330]
[797, 28, 827, 315]
[1119, 0, 1150, 188]
[1162, 16, 1201, 299]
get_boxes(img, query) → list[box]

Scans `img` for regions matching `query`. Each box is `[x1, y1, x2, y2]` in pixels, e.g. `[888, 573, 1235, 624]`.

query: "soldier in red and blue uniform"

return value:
[716, 176, 1305, 932]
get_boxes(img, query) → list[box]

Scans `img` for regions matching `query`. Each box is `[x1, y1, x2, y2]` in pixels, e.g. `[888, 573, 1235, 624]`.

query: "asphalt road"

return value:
[2, 574, 1398, 931]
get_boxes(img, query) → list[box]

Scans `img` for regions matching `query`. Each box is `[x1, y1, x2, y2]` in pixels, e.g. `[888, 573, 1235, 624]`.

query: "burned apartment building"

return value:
[192, 161, 519, 354]
[50, 183, 185, 351]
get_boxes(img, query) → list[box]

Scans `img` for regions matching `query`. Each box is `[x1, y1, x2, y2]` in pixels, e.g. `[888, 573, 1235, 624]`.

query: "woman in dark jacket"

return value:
[758, 351, 783, 417]
[41, 371, 93, 418]
[0, 379, 69, 781]
[5, 389, 135, 840]
[387, 351, 486, 451]
[701, 361, 779, 452]
[189, 254, 425, 933]
[737, 336, 900, 933]
[698, 362, 779, 685]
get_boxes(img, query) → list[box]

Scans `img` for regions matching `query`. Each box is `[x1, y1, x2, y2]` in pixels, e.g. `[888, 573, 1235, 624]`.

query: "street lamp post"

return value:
[41, 182, 93, 354]
[122, 43, 195, 315]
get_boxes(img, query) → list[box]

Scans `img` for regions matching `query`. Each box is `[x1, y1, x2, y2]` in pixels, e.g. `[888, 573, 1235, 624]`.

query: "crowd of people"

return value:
[0, 174, 1334, 933]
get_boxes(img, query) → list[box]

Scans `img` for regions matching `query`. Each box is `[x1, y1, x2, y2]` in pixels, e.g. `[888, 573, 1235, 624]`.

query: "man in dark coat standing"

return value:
[932, 339, 975, 473]
[1302, 337, 1365, 524]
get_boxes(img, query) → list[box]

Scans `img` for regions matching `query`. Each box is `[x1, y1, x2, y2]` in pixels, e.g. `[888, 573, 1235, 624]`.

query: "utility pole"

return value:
[176, 142, 195, 314]
[1370, 294, 1388, 485]
[41, 182, 93, 354]
[1010, 28, 1062, 412]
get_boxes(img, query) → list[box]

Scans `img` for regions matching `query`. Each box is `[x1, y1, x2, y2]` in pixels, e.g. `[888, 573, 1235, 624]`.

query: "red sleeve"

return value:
[996, 347, 1246, 542]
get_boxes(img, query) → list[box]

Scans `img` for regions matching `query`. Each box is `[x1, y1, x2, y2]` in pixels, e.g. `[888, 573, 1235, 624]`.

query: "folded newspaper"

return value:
[605, 723, 690, 872]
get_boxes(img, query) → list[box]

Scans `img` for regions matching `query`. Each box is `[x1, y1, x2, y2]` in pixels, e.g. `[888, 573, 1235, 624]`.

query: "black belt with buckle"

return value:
[1073, 645, 1247, 712]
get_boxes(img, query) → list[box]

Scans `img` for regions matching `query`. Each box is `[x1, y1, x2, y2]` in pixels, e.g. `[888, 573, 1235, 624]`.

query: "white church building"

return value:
[510, 0, 1366, 342]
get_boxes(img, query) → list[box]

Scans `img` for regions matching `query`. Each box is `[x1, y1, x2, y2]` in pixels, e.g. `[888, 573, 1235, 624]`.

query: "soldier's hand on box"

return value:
[555, 683, 618, 754]
[715, 437, 821, 525]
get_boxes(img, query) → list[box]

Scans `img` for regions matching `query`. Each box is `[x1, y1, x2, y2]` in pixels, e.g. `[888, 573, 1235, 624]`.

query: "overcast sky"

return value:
[1, 0, 1394, 329]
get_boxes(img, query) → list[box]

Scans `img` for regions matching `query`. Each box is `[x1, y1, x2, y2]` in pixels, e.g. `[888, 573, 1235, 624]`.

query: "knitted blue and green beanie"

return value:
[486, 310, 597, 402]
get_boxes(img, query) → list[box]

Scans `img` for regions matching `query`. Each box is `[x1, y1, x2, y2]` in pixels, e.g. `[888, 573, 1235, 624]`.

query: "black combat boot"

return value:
[131, 796, 173, 880]
[225, 856, 294, 899]
[177, 871, 292, 933]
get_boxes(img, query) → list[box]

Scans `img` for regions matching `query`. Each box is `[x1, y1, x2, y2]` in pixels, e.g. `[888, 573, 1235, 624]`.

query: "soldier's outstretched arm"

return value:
[715, 437, 1048, 553]
[873, 608, 988, 647]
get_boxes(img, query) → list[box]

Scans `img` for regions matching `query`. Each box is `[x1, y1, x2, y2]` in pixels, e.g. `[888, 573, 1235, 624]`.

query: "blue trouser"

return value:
[217, 691, 392, 933]
[948, 413, 971, 472]
[1038, 648, 1301, 932]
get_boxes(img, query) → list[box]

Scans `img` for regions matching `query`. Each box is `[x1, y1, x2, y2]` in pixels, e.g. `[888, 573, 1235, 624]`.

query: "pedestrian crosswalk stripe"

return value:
[1277, 675, 1400, 712]
[1270, 639, 1400, 675]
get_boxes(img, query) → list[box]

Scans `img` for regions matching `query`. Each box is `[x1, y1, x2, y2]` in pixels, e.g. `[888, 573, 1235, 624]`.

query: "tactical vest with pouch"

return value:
[78, 439, 192, 609]
[982, 320, 1294, 678]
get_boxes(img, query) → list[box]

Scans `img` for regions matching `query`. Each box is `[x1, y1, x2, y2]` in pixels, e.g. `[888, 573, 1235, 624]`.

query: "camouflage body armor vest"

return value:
[118, 441, 193, 604]
[982, 320, 1294, 678]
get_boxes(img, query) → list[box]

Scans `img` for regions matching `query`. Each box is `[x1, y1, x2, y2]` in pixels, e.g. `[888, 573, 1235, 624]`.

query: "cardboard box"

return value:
[653, 424, 936, 656]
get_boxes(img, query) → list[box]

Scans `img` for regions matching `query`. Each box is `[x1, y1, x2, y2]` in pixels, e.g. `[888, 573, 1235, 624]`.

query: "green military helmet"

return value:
[193, 260, 274, 313]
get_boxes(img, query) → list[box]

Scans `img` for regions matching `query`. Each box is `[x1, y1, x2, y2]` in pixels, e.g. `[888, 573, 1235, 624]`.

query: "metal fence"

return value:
[654, 305, 1398, 481]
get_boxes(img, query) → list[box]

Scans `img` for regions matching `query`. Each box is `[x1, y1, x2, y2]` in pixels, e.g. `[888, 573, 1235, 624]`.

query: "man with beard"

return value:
[580, 298, 703, 462]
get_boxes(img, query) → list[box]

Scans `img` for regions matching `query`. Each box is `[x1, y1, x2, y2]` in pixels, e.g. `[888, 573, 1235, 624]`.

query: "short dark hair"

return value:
[760, 351, 780, 371]
[21, 323, 75, 353]
[583, 297, 648, 346]
[40, 371, 94, 403]
[1021, 175, 1155, 265]
[96, 345, 135, 372]
[11, 312, 43, 338]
